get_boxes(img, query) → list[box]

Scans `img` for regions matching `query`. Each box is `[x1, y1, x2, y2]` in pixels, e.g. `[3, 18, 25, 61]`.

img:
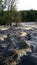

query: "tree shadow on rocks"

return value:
[17, 55, 37, 65]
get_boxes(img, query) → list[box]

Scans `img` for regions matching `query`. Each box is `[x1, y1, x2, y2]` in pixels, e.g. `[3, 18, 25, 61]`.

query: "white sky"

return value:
[16, 0, 37, 10]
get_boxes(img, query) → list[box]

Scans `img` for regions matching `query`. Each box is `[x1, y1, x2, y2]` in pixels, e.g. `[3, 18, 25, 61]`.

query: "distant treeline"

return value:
[0, 9, 37, 25]
[20, 10, 37, 22]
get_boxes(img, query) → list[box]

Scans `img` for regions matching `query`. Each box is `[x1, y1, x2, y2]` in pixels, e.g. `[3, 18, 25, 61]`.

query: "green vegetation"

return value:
[0, 9, 37, 25]
[20, 10, 37, 22]
[0, 0, 37, 25]
[0, 9, 22, 25]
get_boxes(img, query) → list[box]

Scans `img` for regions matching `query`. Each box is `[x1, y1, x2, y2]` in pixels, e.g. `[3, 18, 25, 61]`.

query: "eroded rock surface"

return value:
[0, 22, 37, 65]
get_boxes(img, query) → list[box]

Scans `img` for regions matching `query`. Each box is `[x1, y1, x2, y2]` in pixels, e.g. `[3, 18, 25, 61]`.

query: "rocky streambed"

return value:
[0, 22, 37, 65]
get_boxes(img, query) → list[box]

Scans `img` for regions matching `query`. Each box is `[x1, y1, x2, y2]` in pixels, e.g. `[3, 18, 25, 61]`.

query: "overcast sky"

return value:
[17, 0, 37, 10]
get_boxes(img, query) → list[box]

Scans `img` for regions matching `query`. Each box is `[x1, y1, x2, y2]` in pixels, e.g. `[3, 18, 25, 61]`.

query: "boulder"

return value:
[17, 32, 27, 37]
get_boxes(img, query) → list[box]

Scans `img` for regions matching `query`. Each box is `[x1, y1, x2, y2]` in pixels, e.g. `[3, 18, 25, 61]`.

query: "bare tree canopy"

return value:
[0, 0, 16, 11]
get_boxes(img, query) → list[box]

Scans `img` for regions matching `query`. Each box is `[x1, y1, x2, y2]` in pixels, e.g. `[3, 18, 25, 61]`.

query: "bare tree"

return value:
[0, 0, 16, 25]
[5, 0, 16, 26]
[0, 0, 6, 10]
[0, 0, 16, 11]
[4, 0, 16, 11]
